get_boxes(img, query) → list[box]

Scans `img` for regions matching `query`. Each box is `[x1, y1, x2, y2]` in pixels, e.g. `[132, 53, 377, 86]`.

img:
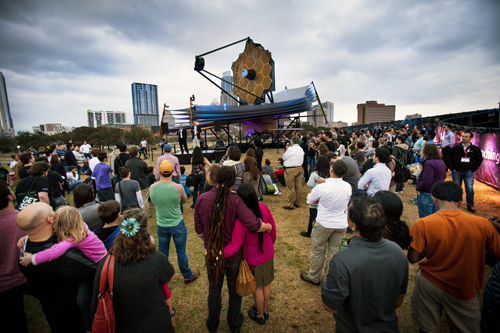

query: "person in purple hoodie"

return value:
[416, 144, 447, 218]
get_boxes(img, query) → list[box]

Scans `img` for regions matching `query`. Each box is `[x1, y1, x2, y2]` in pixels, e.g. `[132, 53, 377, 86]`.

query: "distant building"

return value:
[405, 113, 422, 120]
[322, 101, 334, 125]
[87, 110, 126, 127]
[220, 71, 239, 107]
[351, 122, 358, 126]
[357, 101, 396, 125]
[306, 105, 327, 128]
[0, 72, 15, 138]
[131, 82, 159, 126]
[32, 126, 40, 133]
[39, 123, 63, 135]
[330, 121, 348, 128]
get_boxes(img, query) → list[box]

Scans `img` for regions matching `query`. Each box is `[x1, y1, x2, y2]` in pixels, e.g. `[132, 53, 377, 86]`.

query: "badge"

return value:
[461, 157, 470, 163]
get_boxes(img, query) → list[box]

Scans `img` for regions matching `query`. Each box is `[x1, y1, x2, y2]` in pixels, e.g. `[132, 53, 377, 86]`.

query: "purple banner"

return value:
[437, 125, 500, 190]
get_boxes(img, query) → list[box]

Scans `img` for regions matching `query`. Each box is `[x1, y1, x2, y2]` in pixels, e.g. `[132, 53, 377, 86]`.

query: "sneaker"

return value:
[300, 232, 311, 238]
[252, 305, 269, 320]
[248, 309, 266, 325]
[274, 191, 282, 196]
[395, 191, 403, 194]
[467, 206, 476, 213]
[409, 199, 417, 205]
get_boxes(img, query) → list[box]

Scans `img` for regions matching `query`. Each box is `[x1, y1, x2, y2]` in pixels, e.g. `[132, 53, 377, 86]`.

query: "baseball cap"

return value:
[160, 160, 173, 176]
[164, 144, 172, 152]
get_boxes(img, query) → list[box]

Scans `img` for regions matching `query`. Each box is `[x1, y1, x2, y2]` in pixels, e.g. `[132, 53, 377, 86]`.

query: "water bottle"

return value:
[339, 237, 348, 251]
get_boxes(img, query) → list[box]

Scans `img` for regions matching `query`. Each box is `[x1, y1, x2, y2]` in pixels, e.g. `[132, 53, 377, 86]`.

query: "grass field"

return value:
[13, 148, 499, 333]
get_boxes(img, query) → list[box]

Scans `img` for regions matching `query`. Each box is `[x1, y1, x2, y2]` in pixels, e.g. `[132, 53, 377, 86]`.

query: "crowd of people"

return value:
[1, 122, 499, 333]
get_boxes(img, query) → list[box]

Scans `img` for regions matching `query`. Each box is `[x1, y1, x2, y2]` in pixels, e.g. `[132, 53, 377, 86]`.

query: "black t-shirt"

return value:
[16, 176, 50, 196]
[50, 162, 66, 177]
[254, 148, 263, 170]
[94, 226, 119, 242]
[18, 165, 31, 179]
[19, 235, 96, 327]
[114, 153, 130, 174]
[47, 170, 64, 198]
[64, 149, 78, 167]
[326, 141, 335, 152]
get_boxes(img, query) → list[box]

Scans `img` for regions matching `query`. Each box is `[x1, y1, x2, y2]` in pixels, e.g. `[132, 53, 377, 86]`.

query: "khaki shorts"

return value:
[250, 258, 274, 288]
[411, 270, 480, 333]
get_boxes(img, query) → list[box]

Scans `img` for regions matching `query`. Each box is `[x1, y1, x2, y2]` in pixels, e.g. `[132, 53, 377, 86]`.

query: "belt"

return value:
[285, 166, 301, 169]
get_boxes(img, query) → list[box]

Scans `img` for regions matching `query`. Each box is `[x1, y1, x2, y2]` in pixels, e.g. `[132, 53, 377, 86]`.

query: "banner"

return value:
[437, 125, 500, 190]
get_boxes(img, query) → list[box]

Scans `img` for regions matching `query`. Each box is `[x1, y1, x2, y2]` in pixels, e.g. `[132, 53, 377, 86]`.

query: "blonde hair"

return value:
[378, 137, 386, 146]
[53, 206, 87, 244]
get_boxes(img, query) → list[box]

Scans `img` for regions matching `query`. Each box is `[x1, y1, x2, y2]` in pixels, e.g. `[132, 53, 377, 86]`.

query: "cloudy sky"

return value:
[1, 0, 499, 132]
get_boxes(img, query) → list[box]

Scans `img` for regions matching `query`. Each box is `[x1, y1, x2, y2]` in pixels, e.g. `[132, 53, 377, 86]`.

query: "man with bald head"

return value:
[17, 203, 96, 333]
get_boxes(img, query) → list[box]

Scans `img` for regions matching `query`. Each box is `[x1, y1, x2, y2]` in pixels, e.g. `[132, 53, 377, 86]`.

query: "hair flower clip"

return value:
[120, 218, 140, 237]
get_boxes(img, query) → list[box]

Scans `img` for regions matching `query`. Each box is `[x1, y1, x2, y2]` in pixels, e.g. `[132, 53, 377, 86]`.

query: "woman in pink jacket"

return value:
[224, 183, 276, 326]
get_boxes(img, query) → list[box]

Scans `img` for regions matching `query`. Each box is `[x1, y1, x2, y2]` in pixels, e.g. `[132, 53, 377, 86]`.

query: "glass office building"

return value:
[131, 82, 159, 126]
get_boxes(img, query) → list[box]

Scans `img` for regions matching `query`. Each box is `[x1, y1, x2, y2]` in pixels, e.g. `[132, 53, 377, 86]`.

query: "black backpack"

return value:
[391, 157, 412, 183]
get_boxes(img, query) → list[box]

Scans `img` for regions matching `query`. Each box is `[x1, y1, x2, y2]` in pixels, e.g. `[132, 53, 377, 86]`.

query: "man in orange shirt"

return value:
[408, 181, 500, 333]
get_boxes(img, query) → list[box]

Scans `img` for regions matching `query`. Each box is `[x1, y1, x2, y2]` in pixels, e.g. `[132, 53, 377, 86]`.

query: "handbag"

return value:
[16, 177, 40, 211]
[92, 255, 115, 333]
[235, 250, 256, 297]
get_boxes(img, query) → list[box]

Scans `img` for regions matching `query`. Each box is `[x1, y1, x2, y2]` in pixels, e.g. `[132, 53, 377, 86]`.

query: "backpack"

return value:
[391, 157, 412, 183]
[92, 255, 115, 333]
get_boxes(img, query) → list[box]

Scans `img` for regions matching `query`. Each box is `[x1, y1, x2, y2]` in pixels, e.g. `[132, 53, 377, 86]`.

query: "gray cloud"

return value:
[0, 0, 499, 131]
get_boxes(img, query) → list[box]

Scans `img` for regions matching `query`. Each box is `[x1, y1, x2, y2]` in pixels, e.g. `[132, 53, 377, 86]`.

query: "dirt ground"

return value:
[19, 148, 499, 333]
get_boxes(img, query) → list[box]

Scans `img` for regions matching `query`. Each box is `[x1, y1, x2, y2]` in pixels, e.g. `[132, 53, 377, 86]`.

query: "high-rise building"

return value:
[405, 113, 422, 120]
[220, 71, 239, 107]
[87, 110, 126, 127]
[131, 82, 159, 126]
[39, 123, 63, 135]
[357, 101, 396, 125]
[0, 72, 15, 137]
[306, 105, 327, 128]
[322, 101, 334, 125]
[330, 121, 348, 128]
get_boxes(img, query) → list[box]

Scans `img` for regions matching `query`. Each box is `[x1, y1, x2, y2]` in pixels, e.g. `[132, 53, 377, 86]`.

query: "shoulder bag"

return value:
[92, 255, 115, 333]
[235, 250, 256, 297]
[16, 176, 40, 211]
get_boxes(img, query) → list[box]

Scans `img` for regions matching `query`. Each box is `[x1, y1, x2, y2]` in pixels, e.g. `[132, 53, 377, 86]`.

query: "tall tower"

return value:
[220, 71, 239, 107]
[0, 72, 15, 137]
[322, 101, 334, 125]
[131, 82, 159, 126]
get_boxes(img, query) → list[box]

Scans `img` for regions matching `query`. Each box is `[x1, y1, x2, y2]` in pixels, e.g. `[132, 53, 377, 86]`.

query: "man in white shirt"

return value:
[441, 124, 455, 170]
[301, 160, 352, 285]
[358, 148, 392, 196]
[139, 138, 148, 159]
[88, 149, 101, 173]
[282, 136, 304, 210]
[80, 141, 92, 160]
[192, 121, 200, 148]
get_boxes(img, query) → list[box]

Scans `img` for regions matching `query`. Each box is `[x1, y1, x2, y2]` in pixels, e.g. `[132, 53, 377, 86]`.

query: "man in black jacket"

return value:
[178, 124, 189, 154]
[448, 130, 483, 212]
[17, 203, 97, 333]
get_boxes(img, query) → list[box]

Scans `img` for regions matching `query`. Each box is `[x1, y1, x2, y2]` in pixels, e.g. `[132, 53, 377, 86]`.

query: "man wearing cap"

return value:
[150, 161, 200, 284]
[155, 144, 182, 183]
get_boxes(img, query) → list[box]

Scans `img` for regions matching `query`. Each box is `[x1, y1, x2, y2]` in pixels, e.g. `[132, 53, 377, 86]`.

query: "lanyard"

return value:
[463, 144, 471, 156]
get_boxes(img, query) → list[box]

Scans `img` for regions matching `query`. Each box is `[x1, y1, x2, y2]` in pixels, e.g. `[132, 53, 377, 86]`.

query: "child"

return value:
[92, 152, 114, 202]
[179, 166, 191, 196]
[262, 159, 273, 178]
[18, 206, 107, 333]
[273, 158, 285, 186]
[262, 170, 281, 195]
[94, 200, 122, 249]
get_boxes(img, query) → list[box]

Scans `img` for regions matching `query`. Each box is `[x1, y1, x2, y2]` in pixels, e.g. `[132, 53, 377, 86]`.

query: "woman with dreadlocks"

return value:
[194, 166, 273, 333]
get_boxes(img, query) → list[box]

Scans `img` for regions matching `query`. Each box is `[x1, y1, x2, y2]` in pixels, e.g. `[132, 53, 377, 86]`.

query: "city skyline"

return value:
[1, 1, 499, 132]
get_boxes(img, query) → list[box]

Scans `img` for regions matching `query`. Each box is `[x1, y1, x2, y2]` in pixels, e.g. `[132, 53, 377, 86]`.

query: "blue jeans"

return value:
[417, 192, 438, 218]
[307, 156, 316, 175]
[396, 182, 404, 192]
[157, 220, 193, 280]
[139, 147, 148, 159]
[68, 180, 82, 191]
[192, 175, 205, 207]
[452, 170, 475, 207]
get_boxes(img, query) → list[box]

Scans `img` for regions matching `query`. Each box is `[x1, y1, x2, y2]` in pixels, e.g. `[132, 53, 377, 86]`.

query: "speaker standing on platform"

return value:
[178, 124, 189, 154]
[192, 121, 201, 148]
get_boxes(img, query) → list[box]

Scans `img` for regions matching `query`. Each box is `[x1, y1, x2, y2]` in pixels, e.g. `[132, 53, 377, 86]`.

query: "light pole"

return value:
[17, 145, 20, 154]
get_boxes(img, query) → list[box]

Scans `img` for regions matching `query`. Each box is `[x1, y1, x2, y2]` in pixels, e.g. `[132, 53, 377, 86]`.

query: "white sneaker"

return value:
[274, 191, 282, 196]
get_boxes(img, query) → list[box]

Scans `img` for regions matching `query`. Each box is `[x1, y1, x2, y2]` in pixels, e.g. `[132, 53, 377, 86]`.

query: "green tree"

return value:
[125, 127, 154, 146]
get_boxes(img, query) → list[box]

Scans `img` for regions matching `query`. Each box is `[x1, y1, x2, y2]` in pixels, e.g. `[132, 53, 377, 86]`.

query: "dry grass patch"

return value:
[22, 148, 499, 332]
